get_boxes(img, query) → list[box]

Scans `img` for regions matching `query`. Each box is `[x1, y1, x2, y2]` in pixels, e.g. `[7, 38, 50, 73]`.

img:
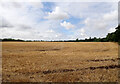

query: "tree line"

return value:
[1, 25, 120, 44]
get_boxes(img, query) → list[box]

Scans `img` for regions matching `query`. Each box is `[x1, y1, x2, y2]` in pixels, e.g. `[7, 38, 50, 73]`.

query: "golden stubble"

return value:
[2, 42, 119, 82]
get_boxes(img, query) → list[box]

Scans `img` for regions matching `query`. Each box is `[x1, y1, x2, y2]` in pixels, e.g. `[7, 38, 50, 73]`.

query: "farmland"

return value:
[2, 42, 119, 82]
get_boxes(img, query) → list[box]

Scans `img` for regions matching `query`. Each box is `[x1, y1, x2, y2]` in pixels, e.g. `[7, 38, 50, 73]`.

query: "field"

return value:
[2, 42, 119, 82]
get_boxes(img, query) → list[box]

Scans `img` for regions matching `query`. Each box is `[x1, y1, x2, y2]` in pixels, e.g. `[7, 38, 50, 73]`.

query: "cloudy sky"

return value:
[0, 0, 118, 40]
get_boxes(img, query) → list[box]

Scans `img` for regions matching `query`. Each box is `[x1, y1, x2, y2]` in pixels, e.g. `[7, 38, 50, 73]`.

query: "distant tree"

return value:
[105, 25, 120, 44]
[114, 25, 120, 43]
[76, 38, 79, 42]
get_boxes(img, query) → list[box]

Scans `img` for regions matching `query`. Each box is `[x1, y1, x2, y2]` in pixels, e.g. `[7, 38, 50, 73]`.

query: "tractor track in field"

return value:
[12, 58, 120, 75]
[42, 64, 120, 74]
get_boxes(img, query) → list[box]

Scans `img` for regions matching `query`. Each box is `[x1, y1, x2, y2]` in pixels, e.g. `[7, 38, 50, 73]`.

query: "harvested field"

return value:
[2, 42, 119, 82]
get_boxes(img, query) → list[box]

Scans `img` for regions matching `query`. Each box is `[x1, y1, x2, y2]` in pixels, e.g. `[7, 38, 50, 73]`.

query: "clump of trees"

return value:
[106, 25, 120, 44]
[76, 37, 107, 42]
[2, 38, 24, 42]
[75, 25, 120, 44]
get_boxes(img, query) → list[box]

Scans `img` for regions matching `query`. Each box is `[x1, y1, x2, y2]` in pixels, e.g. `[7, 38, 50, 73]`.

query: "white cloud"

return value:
[84, 18, 108, 30]
[0, 2, 118, 40]
[56, 2, 118, 19]
[60, 21, 75, 29]
[44, 7, 69, 20]
[79, 28, 86, 36]
[108, 27, 116, 33]
[29, 2, 43, 8]
[81, 9, 118, 38]
[1, 0, 119, 2]
[0, 2, 62, 40]
[0, 2, 44, 28]
[46, 29, 54, 33]
[103, 10, 118, 21]
[69, 28, 89, 40]
[84, 18, 90, 25]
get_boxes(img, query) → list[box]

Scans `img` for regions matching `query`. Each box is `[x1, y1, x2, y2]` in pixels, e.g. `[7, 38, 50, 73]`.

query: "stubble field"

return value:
[2, 42, 120, 82]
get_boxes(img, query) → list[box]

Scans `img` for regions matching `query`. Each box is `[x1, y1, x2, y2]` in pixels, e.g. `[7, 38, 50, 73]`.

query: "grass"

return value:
[2, 42, 119, 82]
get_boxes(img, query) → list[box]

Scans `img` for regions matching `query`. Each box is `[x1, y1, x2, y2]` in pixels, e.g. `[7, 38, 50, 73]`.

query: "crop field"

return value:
[2, 42, 120, 82]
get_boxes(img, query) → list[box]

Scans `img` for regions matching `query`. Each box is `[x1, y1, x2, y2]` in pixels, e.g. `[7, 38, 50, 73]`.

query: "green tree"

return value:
[76, 38, 79, 42]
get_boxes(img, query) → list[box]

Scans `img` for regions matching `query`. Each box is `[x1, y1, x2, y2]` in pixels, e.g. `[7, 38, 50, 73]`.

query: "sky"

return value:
[0, 0, 118, 40]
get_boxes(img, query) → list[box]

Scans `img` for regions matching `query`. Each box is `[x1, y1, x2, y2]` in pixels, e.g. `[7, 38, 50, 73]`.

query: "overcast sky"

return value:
[0, 1, 118, 40]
